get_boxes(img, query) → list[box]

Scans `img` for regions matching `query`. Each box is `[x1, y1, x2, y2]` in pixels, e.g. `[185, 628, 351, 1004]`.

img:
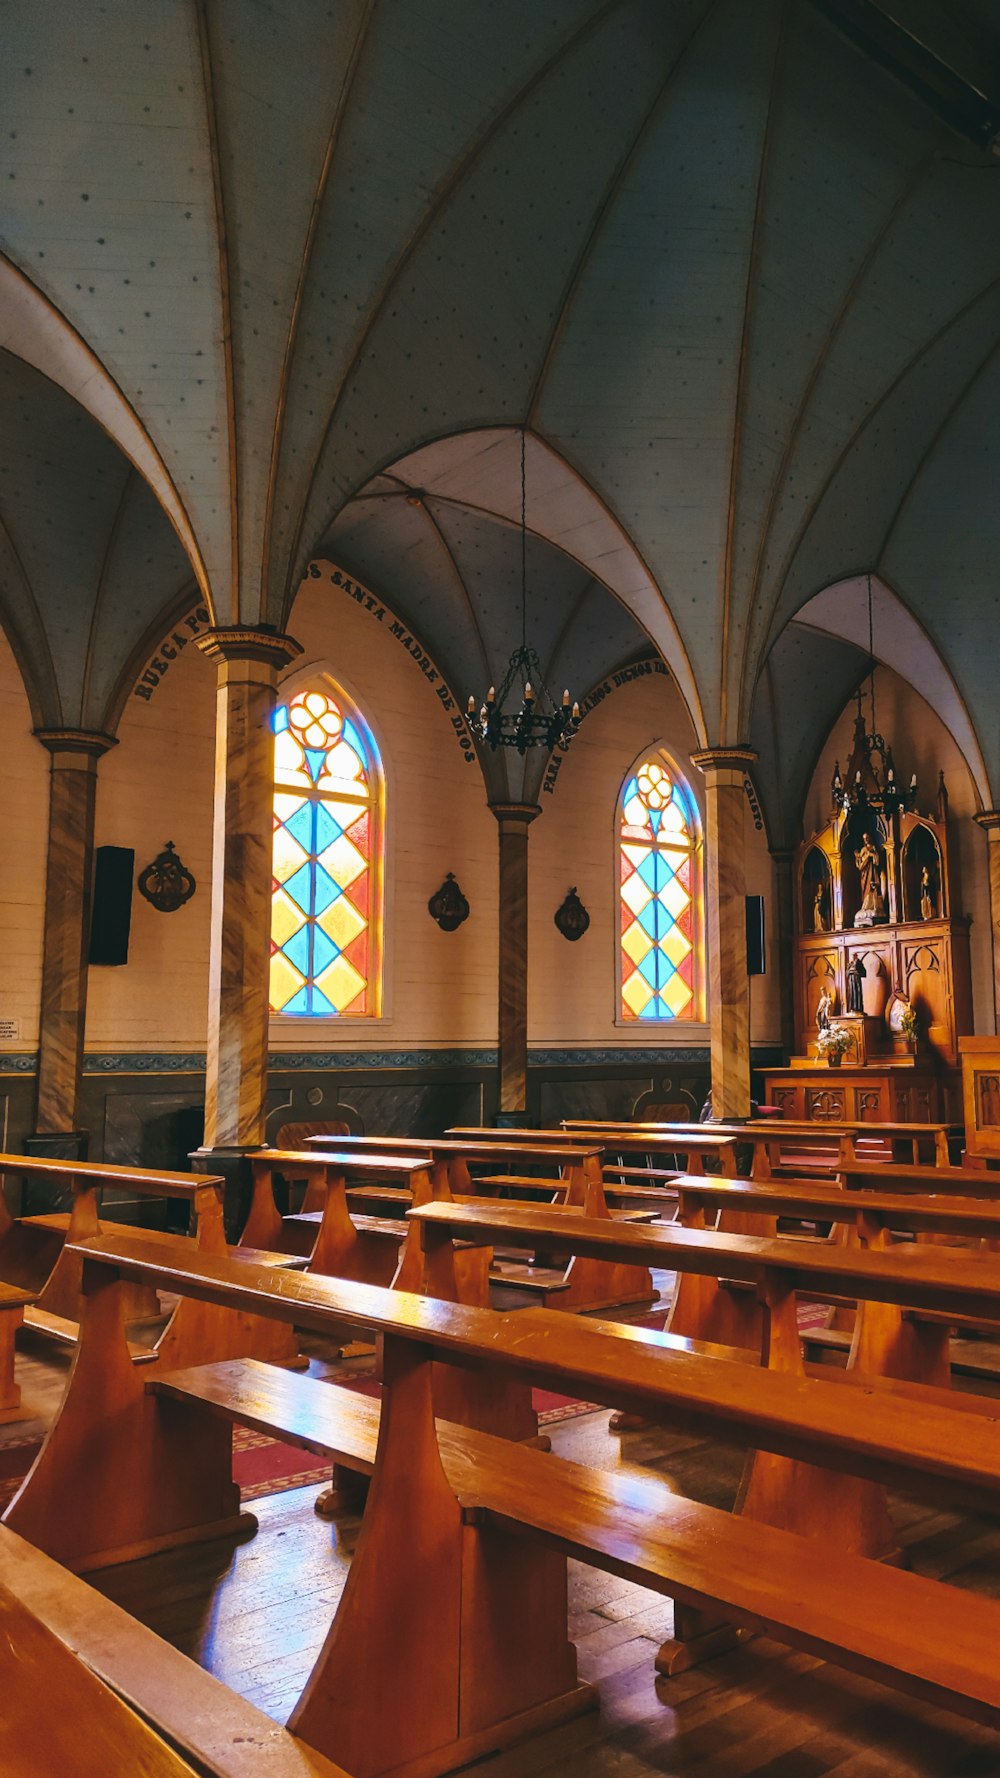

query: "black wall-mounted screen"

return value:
[89, 845, 135, 967]
[745, 894, 766, 977]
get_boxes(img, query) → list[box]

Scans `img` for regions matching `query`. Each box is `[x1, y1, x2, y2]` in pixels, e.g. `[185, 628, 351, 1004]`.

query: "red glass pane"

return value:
[345, 809, 370, 857]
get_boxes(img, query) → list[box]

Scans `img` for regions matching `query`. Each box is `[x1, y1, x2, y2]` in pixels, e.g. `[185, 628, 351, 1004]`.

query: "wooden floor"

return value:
[8, 1282, 1000, 1775]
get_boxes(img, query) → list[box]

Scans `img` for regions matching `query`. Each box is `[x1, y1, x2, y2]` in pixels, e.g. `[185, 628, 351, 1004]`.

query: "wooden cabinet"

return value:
[795, 919, 972, 1066]
[761, 1060, 960, 1125]
[960, 1037, 1000, 1161]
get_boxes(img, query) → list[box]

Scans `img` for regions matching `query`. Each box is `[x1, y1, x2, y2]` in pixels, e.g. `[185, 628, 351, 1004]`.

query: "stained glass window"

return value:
[619, 753, 701, 1022]
[269, 686, 381, 1016]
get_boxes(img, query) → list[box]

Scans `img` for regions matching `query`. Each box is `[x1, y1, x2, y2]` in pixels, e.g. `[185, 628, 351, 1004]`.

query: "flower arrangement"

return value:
[900, 1004, 919, 1042]
[816, 1022, 852, 1060]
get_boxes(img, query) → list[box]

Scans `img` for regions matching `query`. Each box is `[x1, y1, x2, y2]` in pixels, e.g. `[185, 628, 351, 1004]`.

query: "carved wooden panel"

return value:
[961, 1040, 1000, 1159]
[808, 1087, 846, 1121]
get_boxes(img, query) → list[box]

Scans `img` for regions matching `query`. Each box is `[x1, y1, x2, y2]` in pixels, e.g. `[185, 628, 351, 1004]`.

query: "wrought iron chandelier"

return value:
[467, 429, 580, 754]
[831, 575, 917, 819]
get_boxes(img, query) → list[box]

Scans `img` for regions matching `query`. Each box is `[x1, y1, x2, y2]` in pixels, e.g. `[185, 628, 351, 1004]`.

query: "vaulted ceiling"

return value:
[5, 0, 1000, 816]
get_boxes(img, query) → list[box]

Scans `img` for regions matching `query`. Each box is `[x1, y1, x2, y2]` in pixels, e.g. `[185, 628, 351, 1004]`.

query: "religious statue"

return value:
[853, 833, 885, 927]
[811, 881, 827, 933]
[920, 866, 937, 921]
[847, 954, 866, 1015]
[816, 983, 835, 1033]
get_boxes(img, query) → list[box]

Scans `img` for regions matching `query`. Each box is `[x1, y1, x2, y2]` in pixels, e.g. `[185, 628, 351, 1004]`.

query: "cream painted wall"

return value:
[803, 665, 992, 1034]
[84, 566, 501, 1053]
[87, 631, 215, 1050]
[528, 668, 780, 1047]
[0, 628, 48, 1050]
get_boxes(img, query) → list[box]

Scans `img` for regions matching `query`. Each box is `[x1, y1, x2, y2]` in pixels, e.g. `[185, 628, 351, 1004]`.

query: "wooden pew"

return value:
[0, 1528, 346, 1777]
[15, 1233, 1000, 1747]
[302, 1131, 606, 1203]
[0, 1280, 36, 1423]
[559, 1117, 958, 1178]
[839, 1158, 1000, 1196]
[448, 1122, 741, 1179]
[0, 1151, 303, 1370]
[253, 1148, 653, 1315]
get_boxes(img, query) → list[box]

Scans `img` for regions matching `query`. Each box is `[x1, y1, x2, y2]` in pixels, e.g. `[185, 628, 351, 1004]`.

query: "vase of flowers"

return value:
[817, 1023, 852, 1068]
[900, 1003, 919, 1053]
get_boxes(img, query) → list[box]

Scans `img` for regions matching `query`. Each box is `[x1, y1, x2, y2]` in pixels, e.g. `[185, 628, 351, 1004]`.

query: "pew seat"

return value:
[143, 1351, 1000, 1722]
[0, 1526, 347, 1777]
[0, 1279, 35, 1422]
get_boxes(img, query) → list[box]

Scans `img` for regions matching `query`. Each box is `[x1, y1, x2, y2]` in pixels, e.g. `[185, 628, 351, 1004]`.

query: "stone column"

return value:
[770, 847, 796, 1056]
[490, 802, 541, 1116]
[34, 730, 118, 1135]
[974, 810, 1000, 1031]
[195, 629, 302, 1154]
[690, 747, 758, 1118]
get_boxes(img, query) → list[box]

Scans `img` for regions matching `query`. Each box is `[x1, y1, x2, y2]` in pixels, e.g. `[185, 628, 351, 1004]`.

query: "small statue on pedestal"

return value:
[816, 983, 835, 1033]
[811, 881, 827, 933]
[920, 866, 937, 921]
[846, 955, 866, 1014]
[854, 833, 887, 927]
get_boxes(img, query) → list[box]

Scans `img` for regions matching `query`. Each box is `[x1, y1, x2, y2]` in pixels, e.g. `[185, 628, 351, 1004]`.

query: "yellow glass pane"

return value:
[661, 972, 694, 1017]
[274, 792, 306, 826]
[621, 921, 653, 966]
[621, 843, 649, 872]
[620, 868, 652, 917]
[272, 825, 309, 883]
[318, 896, 367, 950]
[321, 834, 366, 891]
[315, 953, 366, 1012]
[622, 971, 653, 1016]
[274, 728, 311, 790]
[623, 792, 647, 829]
[660, 924, 692, 968]
[660, 800, 690, 838]
[316, 739, 367, 793]
[269, 949, 305, 1012]
[271, 887, 306, 948]
[661, 876, 691, 920]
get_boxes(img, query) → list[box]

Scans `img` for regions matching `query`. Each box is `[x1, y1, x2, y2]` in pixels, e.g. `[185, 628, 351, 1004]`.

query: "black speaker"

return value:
[89, 845, 135, 966]
[745, 894, 766, 976]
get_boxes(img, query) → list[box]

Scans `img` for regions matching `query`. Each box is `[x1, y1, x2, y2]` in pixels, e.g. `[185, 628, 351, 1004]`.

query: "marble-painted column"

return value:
[974, 811, 1000, 1031]
[34, 729, 117, 1134]
[770, 847, 796, 1056]
[690, 747, 758, 1118]
[195, 629, 302, 1152]
[491, 802, 541, 1115]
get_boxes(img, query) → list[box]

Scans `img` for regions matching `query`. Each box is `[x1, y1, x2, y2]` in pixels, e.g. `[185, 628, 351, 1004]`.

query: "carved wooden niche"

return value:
[803, 951, 839, 1030]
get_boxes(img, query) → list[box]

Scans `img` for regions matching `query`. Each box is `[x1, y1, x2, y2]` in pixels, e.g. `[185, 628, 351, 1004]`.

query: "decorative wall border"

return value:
[2, 1045, 781, 1076]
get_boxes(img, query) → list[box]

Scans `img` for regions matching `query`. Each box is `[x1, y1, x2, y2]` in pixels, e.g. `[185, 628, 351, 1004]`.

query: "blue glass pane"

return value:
[274, 705, 289, 734]
[649, 807, 661, 837]
[637, 950, 662, 990]
[637, 851, 672, 893]
[654, 994, 675, 1019]
[655, 951, 676, 983]
[313, 802, 342, 853]
[284, 863, 314, 913]
[637, 899, 664, 941]
[304, 747, 326, 784]
[342, 718, 367, 767]
[311, 927, 338, 974]
[310, 986, 336, 1015]
[283, 926, 312, 974]
[623, 776, 638, 805]
[312, 866, 339, 916]
[282, 986, 311, 1015]
[285, 802, 316, 851]
[638, 999, 662, 1020]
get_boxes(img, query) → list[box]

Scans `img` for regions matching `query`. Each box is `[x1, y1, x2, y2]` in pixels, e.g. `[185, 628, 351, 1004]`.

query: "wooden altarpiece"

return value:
[763, 772, 972, 1124]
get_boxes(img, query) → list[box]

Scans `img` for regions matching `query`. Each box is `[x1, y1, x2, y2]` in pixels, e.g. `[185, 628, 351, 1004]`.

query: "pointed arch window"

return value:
[619, 752, 702, 1022]
[269, 685, 382, 1017]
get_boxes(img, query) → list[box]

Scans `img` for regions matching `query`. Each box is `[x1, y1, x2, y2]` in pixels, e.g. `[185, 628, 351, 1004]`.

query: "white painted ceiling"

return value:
[5, 0, 1000, 822]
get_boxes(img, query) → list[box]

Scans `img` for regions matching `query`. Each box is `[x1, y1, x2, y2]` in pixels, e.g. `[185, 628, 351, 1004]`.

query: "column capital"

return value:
[975, 809, 1000, 837]
[489, 801, 542, 829]
[690, 745, 758, 778]
[195, 627, 303, 672]
[34, 728, 118, 761]
[769, 846, 796, 865]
